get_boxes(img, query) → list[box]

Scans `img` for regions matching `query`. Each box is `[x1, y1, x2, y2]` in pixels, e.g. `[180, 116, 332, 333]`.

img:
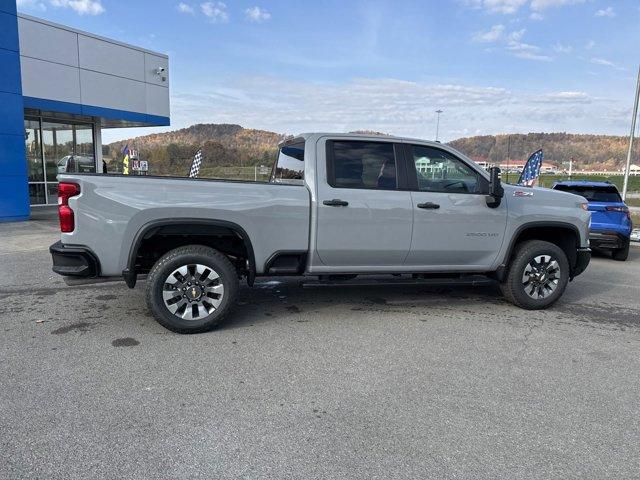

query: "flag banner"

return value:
[189, 149, 203, 178]
[517, 149, 543, 187]
[122, 144, 130, 175]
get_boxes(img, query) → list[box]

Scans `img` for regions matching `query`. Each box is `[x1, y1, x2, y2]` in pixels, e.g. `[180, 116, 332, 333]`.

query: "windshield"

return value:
[270, 141, 304, 185]
[554, 184, 622, 202]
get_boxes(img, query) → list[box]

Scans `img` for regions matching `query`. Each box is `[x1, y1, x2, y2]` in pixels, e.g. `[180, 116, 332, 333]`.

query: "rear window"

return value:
[271, 141, 304, 185]
[553, 184, 622, 202]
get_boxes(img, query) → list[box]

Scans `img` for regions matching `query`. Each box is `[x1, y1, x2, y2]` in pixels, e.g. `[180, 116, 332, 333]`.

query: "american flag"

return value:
[189, 149, 202, 178]
[517, 149, 543, 187]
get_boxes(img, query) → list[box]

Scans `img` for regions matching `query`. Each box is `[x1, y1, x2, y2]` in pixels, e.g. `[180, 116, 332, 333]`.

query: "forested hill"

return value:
[106, 125, 633, 176]
[448, 133, 632, 170]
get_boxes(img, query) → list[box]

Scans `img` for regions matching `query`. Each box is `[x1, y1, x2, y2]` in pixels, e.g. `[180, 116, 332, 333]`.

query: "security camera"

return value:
[155, 67, 166, 74]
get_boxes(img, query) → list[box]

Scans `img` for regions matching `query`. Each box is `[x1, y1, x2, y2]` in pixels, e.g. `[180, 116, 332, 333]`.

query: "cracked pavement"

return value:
[1, 213, 640, 479]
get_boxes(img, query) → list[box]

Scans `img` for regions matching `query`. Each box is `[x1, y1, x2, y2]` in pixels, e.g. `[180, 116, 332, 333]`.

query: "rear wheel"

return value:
[612, 241, 629, 261]
[500, 240, 569, 310]
[145, 245, 238, 333]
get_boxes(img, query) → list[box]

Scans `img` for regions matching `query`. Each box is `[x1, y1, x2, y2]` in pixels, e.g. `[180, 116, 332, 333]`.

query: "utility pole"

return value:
[435, 109, 443, 142]
[569, 157, 573, 179]
[622, 64, 640, 200]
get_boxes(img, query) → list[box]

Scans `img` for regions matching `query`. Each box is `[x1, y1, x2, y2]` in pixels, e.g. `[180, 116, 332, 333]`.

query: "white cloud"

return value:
[16, 0, 46, 10]
[177, 3, 194, 14]
[466, 0, 528, 14]
[472, 24, 505, 42]
[590, 57, 616, 67]
[512, 51, 554, 61]
[535, 91, 590, 103]
[245, 6, 271, 22]
[143, 76, 629, 143]
[529, 12, 543, 20]
[585, 40, 596, 50]
[530, 0, 585, 10]
[50, 0, 104, 15]
[553, 43, 573, 53]
[200, 2, 228, 23]
[595, 6, 615, 17]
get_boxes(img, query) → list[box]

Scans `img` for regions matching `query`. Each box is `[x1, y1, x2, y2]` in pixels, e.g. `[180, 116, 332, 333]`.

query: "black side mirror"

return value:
[486, 166, 504, 208]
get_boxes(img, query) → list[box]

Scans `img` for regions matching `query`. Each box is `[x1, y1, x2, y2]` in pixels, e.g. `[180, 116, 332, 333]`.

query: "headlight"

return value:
[580, 203, 589, 211]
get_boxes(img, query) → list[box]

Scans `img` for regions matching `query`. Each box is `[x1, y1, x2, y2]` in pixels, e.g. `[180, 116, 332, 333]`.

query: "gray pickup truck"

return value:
[51, 133, 591, 333]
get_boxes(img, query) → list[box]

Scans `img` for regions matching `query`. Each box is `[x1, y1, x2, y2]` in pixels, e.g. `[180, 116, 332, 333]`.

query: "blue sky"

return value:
[16, 0, 640, 143]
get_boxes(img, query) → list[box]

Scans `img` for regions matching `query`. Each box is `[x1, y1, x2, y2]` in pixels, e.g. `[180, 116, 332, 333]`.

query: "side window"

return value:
[411, 145, 479, 194]
[271, 141, 304, 185]
[329, 141, 397, 190]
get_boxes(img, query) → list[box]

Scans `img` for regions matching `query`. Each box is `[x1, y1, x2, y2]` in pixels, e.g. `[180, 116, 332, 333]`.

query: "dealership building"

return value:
[0, 0, 170, 222]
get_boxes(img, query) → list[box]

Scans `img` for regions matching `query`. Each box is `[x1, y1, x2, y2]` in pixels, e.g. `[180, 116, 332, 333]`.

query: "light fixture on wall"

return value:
[155, 67, 167, 82]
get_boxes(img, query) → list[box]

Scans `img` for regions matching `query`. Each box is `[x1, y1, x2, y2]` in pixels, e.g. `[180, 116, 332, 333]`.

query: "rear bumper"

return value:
[572, 247, 591, 279]
[589, 232, 629, 250]
[50, 241, 100, 277]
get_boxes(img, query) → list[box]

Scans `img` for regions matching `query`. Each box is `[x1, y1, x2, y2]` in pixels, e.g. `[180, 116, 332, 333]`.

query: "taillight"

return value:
[58, 182, 80, 233]
[605, 206, 628, 213]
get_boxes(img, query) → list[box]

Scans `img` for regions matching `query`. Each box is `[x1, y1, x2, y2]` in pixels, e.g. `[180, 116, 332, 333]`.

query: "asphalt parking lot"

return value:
[1, 213, 640, 479]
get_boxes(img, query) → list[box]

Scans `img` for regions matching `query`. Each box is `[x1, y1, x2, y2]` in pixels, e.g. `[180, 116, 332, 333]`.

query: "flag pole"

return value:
[622, 64, 640, 201]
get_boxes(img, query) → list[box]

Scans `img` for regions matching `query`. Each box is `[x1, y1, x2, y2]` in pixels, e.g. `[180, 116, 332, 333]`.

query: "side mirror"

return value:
[486, 167, 504, 208]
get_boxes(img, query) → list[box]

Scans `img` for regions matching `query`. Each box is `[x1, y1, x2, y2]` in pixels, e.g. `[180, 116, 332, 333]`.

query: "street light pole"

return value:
[435, 109, 443, 142]
[622, 64, 640, 200]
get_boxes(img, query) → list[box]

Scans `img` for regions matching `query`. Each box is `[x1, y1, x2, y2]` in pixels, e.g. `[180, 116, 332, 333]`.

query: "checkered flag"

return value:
[189, 149, 202, 178]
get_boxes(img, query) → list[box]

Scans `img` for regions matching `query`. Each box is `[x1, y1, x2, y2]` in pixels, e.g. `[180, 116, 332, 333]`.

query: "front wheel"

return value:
[500, 240, 569, 310]
[145, 245, 239, 333]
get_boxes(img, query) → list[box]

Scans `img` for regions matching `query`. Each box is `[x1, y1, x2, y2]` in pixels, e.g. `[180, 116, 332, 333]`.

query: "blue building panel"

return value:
[0, 0, 17, 16]
[0, 2, 28, 222]
[0, 10, 19, 51]
[0, 133, 27, 176]
[0, 175, 29, 221]
[0, 91, 26, 135]
[0, 48, 22, 94]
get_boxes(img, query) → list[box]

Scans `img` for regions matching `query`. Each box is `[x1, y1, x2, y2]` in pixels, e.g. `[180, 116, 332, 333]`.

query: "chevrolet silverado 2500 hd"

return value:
[50, 133, 591, 333]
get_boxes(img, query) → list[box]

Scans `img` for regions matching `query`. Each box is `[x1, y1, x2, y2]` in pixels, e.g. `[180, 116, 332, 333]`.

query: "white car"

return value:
[631, 229, 640, 243]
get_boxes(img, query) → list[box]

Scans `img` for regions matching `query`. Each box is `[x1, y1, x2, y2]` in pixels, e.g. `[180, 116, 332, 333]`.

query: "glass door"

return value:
[26, 118, 97, 205]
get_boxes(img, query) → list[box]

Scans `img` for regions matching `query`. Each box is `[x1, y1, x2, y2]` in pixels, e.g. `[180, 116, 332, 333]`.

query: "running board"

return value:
[302, 275, 494, 288]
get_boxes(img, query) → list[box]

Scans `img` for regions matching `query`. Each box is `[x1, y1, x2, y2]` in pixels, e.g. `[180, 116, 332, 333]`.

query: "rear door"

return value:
[404, 144, 507, 268]
[315, 139, 413, 267]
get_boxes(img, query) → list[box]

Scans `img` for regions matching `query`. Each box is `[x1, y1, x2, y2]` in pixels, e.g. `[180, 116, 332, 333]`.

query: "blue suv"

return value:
[553, 181, 632, 261]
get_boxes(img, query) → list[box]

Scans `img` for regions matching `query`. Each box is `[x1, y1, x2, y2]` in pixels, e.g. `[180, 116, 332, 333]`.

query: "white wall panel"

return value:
[20, 56, 81, 103]
[146, 84, 170, 117]
[80, 70, 146, 113]
[18, 17, 78, 67]
[78, 35, 145, 82]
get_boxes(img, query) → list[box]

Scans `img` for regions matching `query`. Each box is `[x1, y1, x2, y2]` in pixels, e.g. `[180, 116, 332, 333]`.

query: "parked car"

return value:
[552, 181, 632, 261]
[50, 133, 591, 333]
[630, 228, 640, 243]
[57, 154, 96, 174]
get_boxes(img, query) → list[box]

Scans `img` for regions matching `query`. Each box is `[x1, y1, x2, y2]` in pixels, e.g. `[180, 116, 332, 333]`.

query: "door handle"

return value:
[417, 202, 440, 209]
[323, 199, 349, 207]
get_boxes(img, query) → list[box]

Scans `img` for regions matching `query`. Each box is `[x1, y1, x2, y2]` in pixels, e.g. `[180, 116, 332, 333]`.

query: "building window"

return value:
[25, 117, 96, 205]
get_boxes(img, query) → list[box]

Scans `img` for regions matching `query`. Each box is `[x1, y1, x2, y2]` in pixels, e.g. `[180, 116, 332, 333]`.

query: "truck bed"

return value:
[58, 174, 311, 276]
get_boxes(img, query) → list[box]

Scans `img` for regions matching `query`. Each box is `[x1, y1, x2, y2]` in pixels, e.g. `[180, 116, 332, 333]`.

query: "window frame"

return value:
[325, 139, 409, 191]
[403, 143, 488, 195]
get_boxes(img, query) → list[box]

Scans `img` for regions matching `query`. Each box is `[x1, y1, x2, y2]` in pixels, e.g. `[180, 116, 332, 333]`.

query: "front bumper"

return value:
[589, 232, 629, 250]
[572, 247, 591, 279]
[50, 241, 100, 277]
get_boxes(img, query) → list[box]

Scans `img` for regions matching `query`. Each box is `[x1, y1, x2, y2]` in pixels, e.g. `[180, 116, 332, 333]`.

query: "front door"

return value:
[315, 139, 413, 268]
[405, 144, 507, 268]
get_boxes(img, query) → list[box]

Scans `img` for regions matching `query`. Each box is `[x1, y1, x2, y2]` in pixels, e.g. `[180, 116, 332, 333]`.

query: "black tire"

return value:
[612, 241, 629, 261]
[145, 245, 238, 333]
[500, 240, 569, 310]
